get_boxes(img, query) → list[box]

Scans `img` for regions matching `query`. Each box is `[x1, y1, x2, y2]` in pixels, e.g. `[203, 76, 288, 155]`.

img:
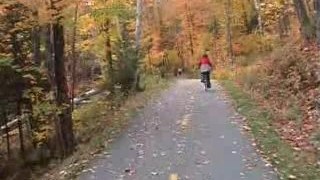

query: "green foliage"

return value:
[22, 66, 55, 147]
[0, 58, 24, 110]
[73, 99, 110, 141]
[0, 0, 54, 147]
[0, 59, 53, 150]
[112, 38, 140, 90]
[31, 100, 57, 146]
[91, 1, 134, 26]
[208, 17, 221, 38]
[89, 0, 142, 92]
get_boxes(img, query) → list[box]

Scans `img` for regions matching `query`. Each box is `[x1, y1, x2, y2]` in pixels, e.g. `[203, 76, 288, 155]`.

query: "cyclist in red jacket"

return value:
[198, 54, 213, 88]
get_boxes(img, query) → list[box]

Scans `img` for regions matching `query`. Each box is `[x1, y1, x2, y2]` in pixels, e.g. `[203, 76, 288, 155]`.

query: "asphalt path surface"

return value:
[79, 80, 278, 180]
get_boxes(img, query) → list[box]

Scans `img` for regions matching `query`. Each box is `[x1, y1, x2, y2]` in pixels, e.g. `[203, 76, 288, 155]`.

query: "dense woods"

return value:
[0, 0, 319, 179]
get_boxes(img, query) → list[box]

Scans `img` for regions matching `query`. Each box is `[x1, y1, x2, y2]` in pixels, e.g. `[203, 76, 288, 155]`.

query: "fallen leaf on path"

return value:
[151, 171, 159, 176]
[88, 168, 95, 173]
[59, 170, 67, 175]
[152, 153, 158, 158]
[288, 175, 297, 179]
[138, 150, 144, 155]
[177, 143, 185, 148]
[200, 151, 206, 155]
[169, 173, 178, 180]
[265, 163, 272, 167]
[195, 159, 210, 165]
[242, 125, 251, 131]
[202, 160, 210, 165]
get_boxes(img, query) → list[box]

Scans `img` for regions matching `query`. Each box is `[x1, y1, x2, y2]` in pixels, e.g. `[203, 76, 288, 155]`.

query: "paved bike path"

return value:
[79, 79, 277, 180]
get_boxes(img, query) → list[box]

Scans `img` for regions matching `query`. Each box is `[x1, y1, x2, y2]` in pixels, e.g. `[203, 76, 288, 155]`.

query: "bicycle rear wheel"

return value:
[203, 78, 208, 91]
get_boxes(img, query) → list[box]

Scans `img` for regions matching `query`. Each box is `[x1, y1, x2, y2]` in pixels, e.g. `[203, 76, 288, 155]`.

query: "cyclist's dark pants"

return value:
[201, 71, 211, 88]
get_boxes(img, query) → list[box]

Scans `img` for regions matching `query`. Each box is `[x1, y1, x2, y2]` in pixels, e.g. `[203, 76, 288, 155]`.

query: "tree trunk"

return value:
[104, 20, 114, 91]
[45, 24, 56, 90]
[293, 0, 315, 41]
[10, 31, 26, 159]
[315, 0, 320, 44]
[226, 0, 234, 65]
[253, 0, 263, 34]
[17, 102, 25, 159]
[185, 2, 194, 57]
[279, 17, 286, 39]
[3, 110, 11, 159]
[71, 2, 79, 111]
[135, 0, 143, 50]
[53, 22, 75, 157]
[241, 1, 250, 34]
[26, 101, 37, 148]
[151, 0, 163, 54]
[32, 10, 41, 66]
[132, 0, 143, 91]
[283, 2, 291, 36]
[278, 5, 291, 39]
[305, 0, 315, 17]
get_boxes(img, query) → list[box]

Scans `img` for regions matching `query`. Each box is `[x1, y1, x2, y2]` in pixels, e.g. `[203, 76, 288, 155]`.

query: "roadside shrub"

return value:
[214, 68, 233, 80]
[237, 66, 261, 89]
[233, 42, 320, 154]
[235, 34, 278, 57]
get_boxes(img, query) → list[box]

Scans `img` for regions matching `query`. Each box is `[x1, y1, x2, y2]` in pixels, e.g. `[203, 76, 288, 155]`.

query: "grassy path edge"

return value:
[220, 80, 320, 180]
[37, 76, 171, 180]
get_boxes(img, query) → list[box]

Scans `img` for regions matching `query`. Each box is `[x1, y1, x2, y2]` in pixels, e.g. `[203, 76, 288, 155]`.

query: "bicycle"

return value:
[201, 72, 210, 92]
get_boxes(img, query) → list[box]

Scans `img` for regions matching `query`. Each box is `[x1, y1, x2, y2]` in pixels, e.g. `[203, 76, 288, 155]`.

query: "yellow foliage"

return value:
[78, 14, 97, 36]
[214, 68, 234, 80]
[167, 50, 180, 67]
[235, 34, 277, 56]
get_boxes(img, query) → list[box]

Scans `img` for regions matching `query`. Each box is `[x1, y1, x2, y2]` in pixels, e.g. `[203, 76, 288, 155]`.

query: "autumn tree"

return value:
[47, 0, 75, 157]
[293, 0, 315, 41]
[0, 0, 34, 159]
[226, 0, 234, 65]
[316, 0, 320, 44]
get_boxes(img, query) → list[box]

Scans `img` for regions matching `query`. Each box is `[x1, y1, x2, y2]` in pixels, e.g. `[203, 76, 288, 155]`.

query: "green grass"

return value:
[220, 80, 320, 180]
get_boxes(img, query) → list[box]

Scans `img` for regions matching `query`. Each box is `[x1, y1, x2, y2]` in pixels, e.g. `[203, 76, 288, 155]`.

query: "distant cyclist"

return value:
[198, 53, 213, 89]
[177, 67, 183, 76]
